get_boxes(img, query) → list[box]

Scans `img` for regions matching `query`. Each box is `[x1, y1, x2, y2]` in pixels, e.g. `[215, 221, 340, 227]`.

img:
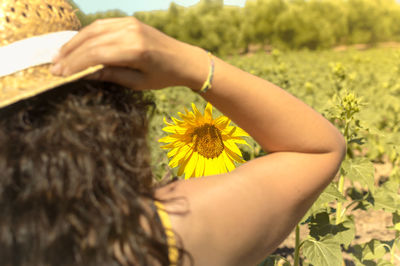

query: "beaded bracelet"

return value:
[198, 51, 215, 94]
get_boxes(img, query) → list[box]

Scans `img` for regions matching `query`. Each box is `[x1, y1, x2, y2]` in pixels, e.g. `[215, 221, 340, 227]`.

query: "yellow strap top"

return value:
[154, 201, 179, 266]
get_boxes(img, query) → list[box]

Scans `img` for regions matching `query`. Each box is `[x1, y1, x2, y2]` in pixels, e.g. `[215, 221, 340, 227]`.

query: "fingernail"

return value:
[51, 64, 62, 75]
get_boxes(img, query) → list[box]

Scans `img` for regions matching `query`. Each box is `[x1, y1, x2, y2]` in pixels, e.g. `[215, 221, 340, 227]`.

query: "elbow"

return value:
[330, 130, 347, 172]
[324, 121, 346, 161]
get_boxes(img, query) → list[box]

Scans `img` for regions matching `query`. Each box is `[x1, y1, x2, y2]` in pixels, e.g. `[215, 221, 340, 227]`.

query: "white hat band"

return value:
[0, 31, 77, 78]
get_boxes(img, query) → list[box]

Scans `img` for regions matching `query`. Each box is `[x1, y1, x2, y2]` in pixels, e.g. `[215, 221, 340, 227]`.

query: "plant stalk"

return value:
[294, 224, 301, 266]
[391, 231, 400, 264]
[336, 174, 345, 224]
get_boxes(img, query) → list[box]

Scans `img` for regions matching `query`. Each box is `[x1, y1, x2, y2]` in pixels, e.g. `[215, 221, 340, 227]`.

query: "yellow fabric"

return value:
[154, 201, 179, 266]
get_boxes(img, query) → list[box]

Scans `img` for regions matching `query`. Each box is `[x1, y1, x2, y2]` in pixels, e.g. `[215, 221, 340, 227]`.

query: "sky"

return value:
[74, 0, 247, 14]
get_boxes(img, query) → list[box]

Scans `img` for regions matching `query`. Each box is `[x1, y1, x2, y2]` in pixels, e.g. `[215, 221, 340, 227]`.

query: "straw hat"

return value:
[0, 0, 103, 108]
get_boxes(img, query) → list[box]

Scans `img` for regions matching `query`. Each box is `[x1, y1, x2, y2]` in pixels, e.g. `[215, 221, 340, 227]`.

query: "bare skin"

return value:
[52, 17, 346, 266]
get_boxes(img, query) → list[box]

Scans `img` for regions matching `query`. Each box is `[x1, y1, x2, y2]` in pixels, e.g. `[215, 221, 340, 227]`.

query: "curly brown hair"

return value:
[0, 80, 174, 266]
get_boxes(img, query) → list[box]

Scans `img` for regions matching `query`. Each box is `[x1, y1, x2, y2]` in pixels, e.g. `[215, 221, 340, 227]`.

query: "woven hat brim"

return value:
[0, 63, 104, 108]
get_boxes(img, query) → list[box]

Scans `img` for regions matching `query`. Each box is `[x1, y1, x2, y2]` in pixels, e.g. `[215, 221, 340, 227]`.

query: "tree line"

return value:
[69, 0, 400, 54]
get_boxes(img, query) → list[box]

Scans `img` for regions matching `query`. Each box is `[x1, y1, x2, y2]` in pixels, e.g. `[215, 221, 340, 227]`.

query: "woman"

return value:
[0, 1, 345, 265]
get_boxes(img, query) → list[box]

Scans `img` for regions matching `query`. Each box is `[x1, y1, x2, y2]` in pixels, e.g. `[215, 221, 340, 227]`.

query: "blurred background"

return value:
[70, 0, 400, 55]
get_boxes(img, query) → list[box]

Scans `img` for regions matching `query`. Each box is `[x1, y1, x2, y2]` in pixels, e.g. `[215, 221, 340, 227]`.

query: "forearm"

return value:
[180, 45, 345, 154]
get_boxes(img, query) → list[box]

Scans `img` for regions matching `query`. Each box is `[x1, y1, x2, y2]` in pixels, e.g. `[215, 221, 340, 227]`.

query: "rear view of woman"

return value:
[0, 0, 345, 265]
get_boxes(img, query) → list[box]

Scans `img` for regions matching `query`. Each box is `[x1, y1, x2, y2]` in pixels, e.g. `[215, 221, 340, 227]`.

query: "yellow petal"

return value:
[215, 116, 230, 129]
[171, 116, 184, 125]
[158, 135, 180, 143]
[217, 154, 228, 174]
[184, 107, 191, 115]
[184, 151, 199, 179]
[169, 145, 192, 167]
[232, 127, 249, 137]
[203, 158, 212, 176]
[169, 152, 184, 168]
[163, 117, 174, 126]
[177, 149, 193, 176]
[204, 102, 213, 122]
[213, 157, 224, 175]
[225, 146, 245, 163]
[195, 155, 205, 177]
[162, 125, 187, 134]
[204, 157, 219, 176]
[168, 144, 187, 158]
[167, 148, 179, 157]
[223, 151, 236, 172]
[178, 111, 195, 122]
[224, 139, 243, 157]
[191, 103, 202, 119]
[160, 142, 180, 149]
[231, 137, 250, 146]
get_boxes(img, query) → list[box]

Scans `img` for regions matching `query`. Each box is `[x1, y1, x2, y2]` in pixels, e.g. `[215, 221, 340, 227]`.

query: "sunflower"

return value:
[159, 102, 249, 179]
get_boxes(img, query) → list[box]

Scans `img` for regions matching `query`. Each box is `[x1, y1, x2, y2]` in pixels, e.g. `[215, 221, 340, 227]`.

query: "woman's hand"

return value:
[51, 17, 208, 91]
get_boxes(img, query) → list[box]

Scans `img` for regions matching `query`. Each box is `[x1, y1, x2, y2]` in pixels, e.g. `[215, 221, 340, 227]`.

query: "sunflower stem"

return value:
[336, 174, 345, 224]
[294, 224, 301, 266]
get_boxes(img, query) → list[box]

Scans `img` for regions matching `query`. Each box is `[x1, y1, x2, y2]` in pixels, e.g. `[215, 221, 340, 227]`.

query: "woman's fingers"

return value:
[51, 17, 193, 90]
[52, 40, 140, 76]
[85, 66, 145, 90]
[55, 18, 133, 61]
[54, 21, 106, 61]
[52, 20, 145, 76]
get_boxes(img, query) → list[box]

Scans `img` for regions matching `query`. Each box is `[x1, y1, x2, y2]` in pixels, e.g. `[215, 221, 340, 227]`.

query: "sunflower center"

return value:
[192, 124, 224, 159]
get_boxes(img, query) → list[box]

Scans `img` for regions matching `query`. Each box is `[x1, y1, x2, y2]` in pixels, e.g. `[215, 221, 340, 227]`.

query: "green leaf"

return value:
[349, 244, 363, 265]
[393, 212, 400, 231]
[258, 255, 290, 266]
[376, 261, 394, 266]
[323, 183, 347, 203]
[349, 241, 393, 266]
[362, 239, 389, 261]
[333, 216, 356, 249]
[307, 212, 355, 248]
[372, 181, 400, 212]
[342, 158, 375, 192]
[347, 187, 374, 210]
[302, 183, 345, 223]
[302, 236, 342, 266]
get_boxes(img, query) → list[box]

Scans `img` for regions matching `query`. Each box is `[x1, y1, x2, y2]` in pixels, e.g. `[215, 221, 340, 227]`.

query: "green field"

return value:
[149, 47, 400, 265]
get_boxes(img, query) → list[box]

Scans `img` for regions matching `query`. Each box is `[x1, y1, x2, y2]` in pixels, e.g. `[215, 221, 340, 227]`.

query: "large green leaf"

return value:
[332, 216, 356, 249]
[372, 180, 400, 212]
[342, 158, 375, 192]
[302, 236, 342, 266]
[302, 183, 345, 223]
[362, 239, 390, 261]
[307, 212, 355, 248]
[376, 261, 394, 266]
[349, 244, 364, 265]
[347, 187, 374, 210]
[350, 240, 394, 266]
